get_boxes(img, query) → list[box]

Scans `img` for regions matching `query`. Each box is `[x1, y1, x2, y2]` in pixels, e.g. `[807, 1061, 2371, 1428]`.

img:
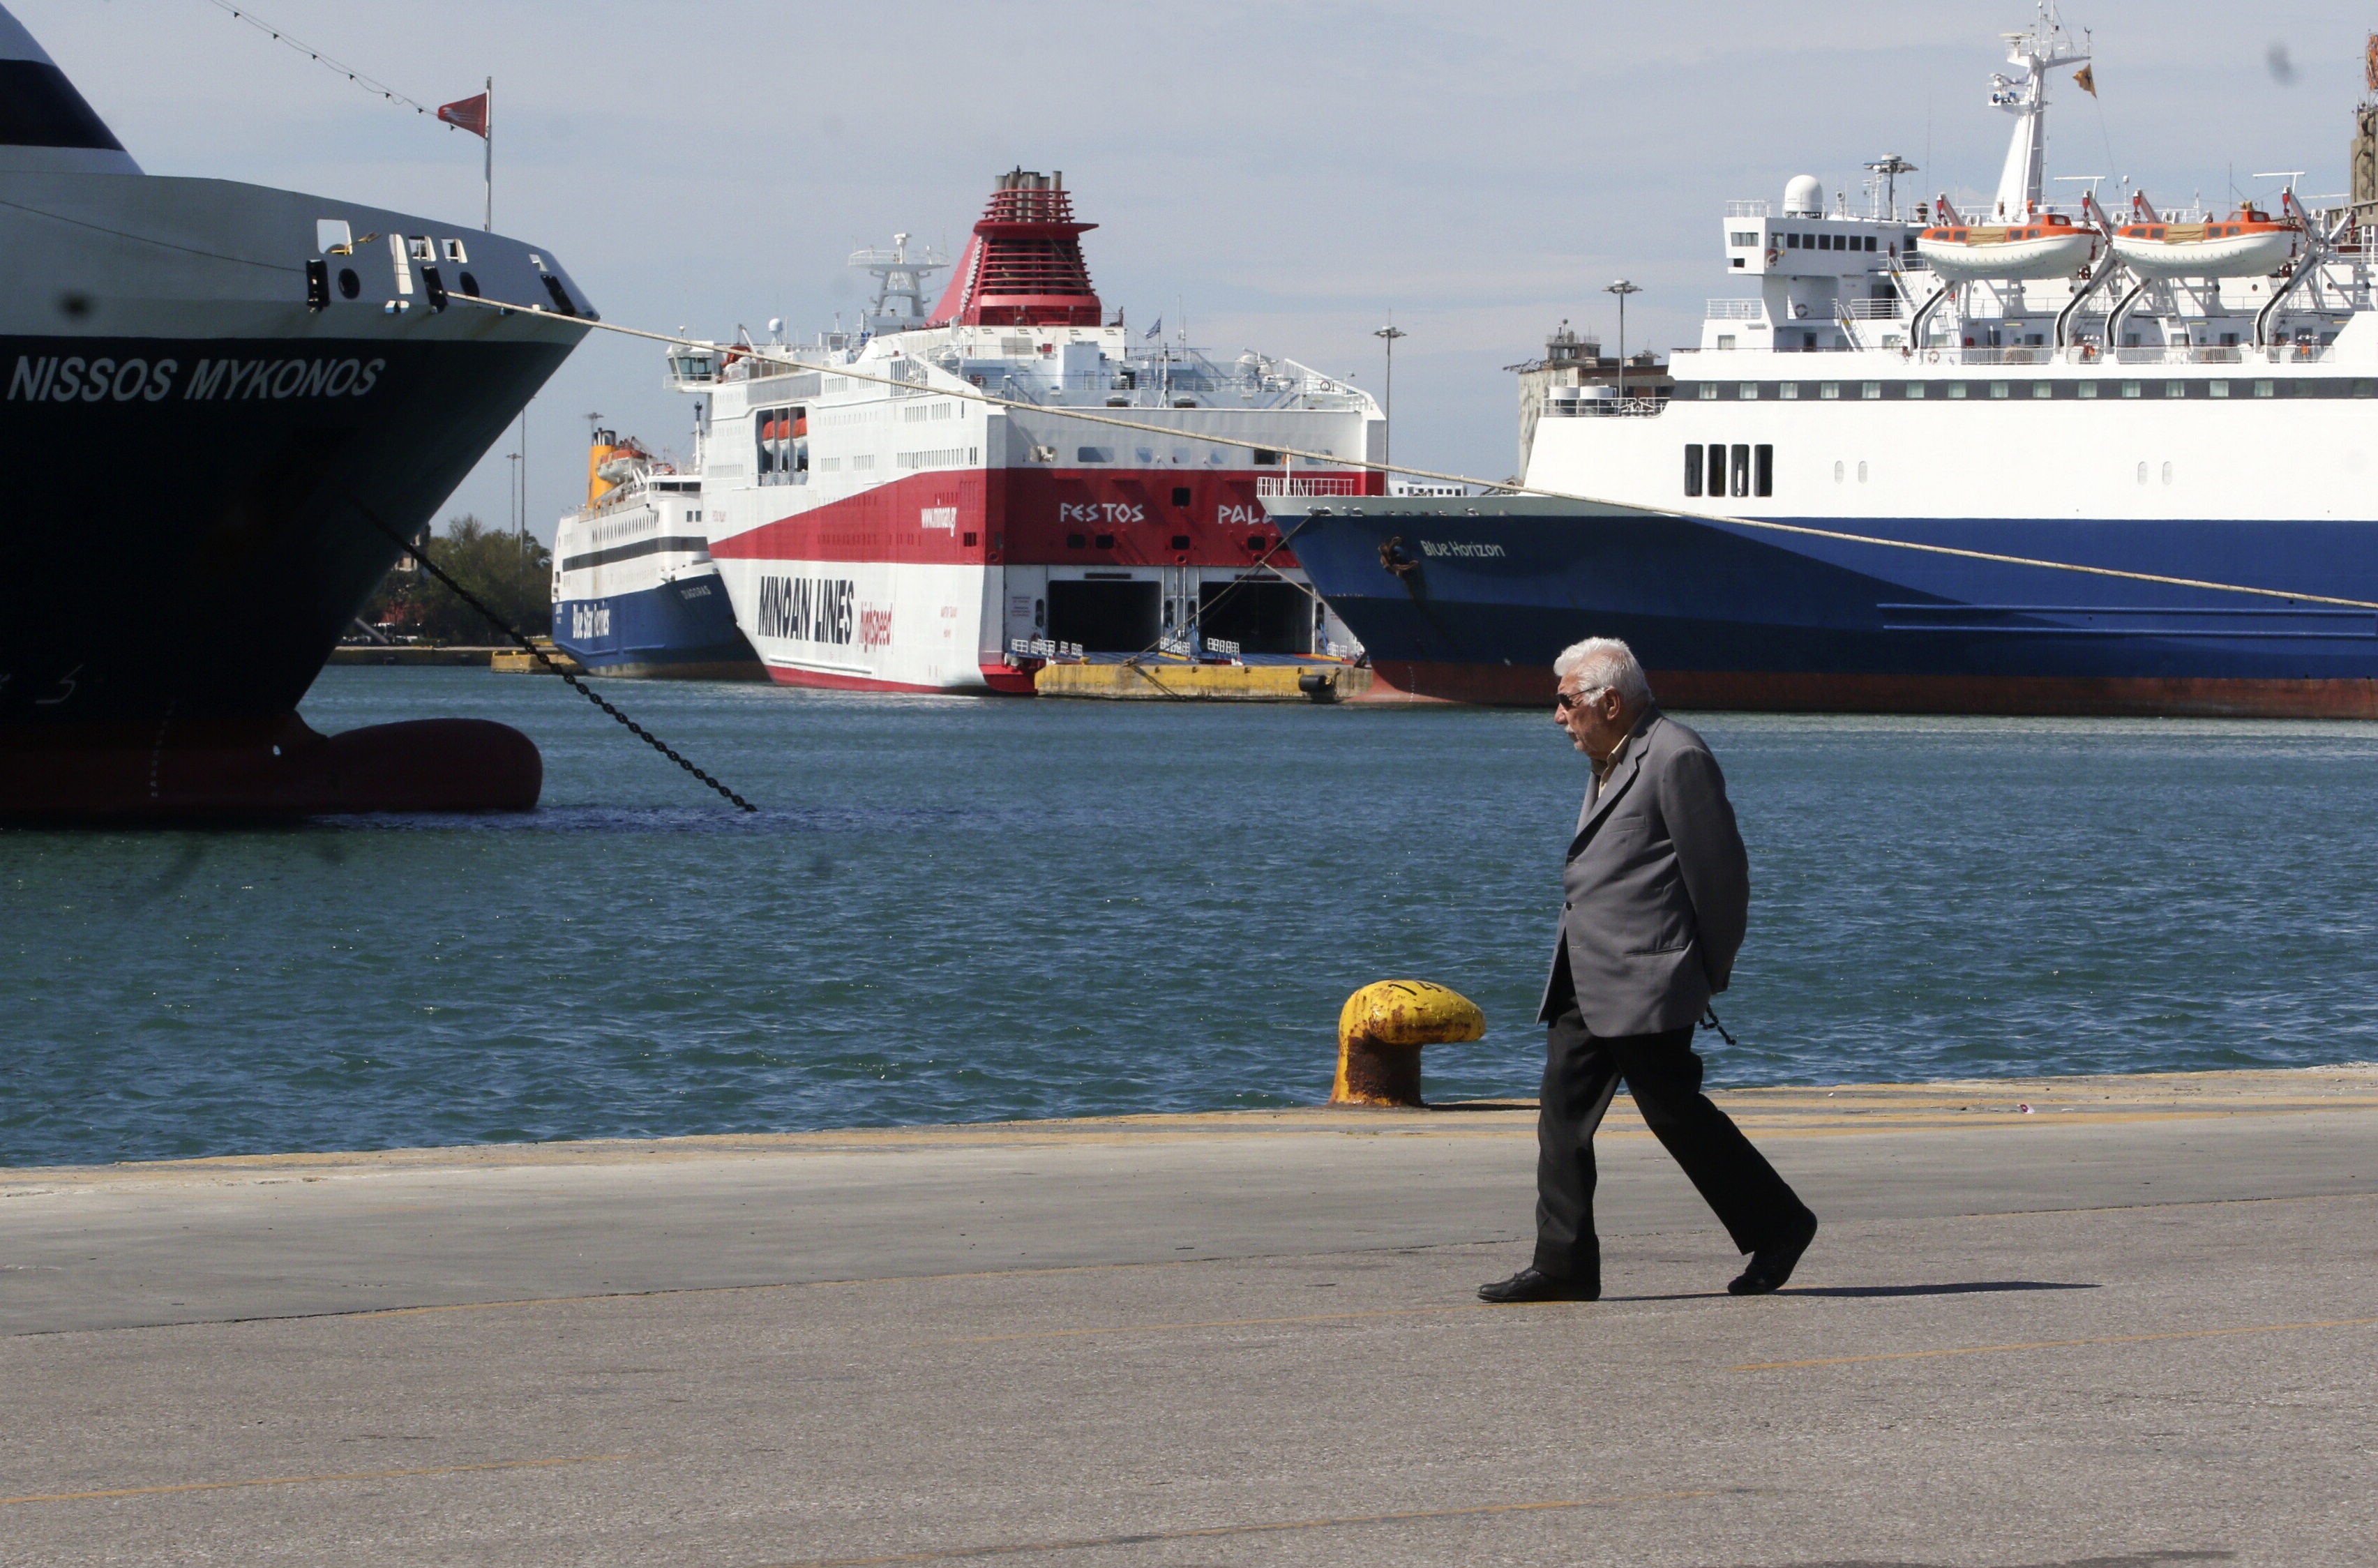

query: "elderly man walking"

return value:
[1480, 637, 1817, 1304]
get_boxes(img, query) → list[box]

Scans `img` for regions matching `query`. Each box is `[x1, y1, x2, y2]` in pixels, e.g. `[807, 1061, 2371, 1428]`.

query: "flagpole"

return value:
[482, 77, 492, 232]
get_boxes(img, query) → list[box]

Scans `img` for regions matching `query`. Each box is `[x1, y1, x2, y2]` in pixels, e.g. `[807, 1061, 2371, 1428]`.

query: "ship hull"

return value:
[709, 466, 1369, 693]
[554, 573, 762, 680]
[1277, 498, 2378, 716]
[1, 333, 574, 728]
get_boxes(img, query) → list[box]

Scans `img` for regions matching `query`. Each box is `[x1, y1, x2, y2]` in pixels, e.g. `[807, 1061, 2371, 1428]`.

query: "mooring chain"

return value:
[361, 511, 759, 813]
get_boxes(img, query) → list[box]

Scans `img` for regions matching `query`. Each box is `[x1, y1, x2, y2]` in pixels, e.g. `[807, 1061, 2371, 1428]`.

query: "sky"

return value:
[18, 0, 2373, 541]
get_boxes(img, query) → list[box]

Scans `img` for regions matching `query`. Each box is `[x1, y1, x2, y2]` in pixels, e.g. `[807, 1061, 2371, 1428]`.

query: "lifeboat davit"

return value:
[1916, 207, 2097, 281]
[2109, 201, 2299, 279]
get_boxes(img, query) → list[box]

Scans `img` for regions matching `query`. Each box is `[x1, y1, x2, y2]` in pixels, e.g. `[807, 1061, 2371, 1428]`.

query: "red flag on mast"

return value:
[437, 93, 488, 139]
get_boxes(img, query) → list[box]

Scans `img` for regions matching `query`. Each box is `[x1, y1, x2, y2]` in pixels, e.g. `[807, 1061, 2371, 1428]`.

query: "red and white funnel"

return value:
[928, 168, 1103, 329]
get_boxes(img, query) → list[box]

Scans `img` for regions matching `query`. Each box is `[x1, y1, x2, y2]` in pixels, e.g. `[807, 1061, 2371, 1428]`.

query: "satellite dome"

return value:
[1783, 175, 1824, 218]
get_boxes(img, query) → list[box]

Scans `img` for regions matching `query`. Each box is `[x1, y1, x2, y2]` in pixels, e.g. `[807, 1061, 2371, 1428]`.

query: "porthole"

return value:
[1833, 460, 1844, 483]
[2136, 461, 2148, 485]
[336, 268, 360, 299]
[2161, 461, 2174, 485]
[1856, 460, 1868, 483]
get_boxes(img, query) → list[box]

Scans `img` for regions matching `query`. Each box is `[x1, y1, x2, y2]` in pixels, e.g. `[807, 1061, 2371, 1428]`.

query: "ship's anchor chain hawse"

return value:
[354, 502, 760, 814]
[448, 296, 2378, 618]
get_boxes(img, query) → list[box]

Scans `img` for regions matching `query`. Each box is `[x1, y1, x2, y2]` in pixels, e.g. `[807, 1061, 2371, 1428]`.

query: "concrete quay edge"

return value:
[4, 1061, 2372, 1196]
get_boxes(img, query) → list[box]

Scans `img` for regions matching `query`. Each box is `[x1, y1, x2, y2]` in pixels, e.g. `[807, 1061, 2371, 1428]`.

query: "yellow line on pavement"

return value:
[751, 1488, 1731, 1566]
[1736, 1314, 2378, 1371]
[0, 1453, 631, 1507]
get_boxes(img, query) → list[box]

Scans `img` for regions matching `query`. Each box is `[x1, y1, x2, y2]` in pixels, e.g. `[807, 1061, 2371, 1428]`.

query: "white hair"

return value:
[1551, 636, 1652, 706]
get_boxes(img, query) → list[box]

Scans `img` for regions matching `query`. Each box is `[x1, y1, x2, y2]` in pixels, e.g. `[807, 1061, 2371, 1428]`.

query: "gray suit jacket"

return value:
[1537, 709, 1750, 1036]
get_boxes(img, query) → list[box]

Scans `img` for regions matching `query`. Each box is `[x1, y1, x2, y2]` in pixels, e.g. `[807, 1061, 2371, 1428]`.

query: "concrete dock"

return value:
[1, 1066, 2372, 1565]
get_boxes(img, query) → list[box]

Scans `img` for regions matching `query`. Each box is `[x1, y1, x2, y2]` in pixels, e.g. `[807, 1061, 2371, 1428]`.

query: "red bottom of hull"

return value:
[0, 715, 543, 820]
[1352, 661, 2378, 718]
[762, 663, 1037, 696]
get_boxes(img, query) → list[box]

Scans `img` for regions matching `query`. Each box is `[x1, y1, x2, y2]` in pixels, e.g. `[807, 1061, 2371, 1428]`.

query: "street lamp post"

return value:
[1373, 319, 1408, 473]
[1604, 280, 1641, 402]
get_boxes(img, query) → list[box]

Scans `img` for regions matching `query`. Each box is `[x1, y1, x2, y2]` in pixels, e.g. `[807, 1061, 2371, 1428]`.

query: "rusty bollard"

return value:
[1330, 979, 1486, 1108]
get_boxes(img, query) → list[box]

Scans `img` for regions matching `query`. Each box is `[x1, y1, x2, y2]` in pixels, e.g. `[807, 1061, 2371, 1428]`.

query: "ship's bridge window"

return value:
[755, 405, 808, 484]
[442, 239, 468, 263]
[1076, 446, 1112, 462]
[1729, 231, 1759, 248]
[1786, 233, 1801, 248]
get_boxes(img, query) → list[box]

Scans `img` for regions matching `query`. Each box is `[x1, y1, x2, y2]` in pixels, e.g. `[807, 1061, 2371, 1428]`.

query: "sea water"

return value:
[3, 668, 2373, 1166]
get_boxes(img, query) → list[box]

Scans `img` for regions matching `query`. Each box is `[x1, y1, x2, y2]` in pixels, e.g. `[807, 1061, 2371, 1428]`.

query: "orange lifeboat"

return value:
[2109, 195, 2300, 278]
[1916, 200, 2097, 282]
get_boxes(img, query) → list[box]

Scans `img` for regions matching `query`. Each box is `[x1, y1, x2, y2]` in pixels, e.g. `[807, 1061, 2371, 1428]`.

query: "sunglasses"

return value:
[1555, 685, 1612, 713]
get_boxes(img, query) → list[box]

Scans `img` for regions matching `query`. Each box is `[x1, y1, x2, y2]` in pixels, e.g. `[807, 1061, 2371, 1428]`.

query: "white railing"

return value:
[1724, 200, 1771, 218]
[1903, 342, 2338, 368]
[1842, 299, 1902, 320]
[1542, 395, 1666, 417]
[1706, 299, 1766, 320]
[1257, 474, 1368, 497]
[2114, 345, 2243, 365]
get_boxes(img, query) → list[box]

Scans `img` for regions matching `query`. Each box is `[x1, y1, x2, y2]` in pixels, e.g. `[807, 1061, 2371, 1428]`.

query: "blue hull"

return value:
[1280, 499, 2378, 715]
[554, 574, 761, 680]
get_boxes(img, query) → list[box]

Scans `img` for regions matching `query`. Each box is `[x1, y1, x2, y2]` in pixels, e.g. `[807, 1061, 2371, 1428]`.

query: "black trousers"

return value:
[1533, 1004, 1812, 1285]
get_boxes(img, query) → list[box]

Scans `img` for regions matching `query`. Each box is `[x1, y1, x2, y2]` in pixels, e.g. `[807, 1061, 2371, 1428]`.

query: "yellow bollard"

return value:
[1330, 979, 1486, 1108]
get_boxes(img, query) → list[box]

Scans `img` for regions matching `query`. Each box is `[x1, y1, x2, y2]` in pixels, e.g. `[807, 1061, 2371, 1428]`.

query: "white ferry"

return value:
[550, 428, 758, 679]
[1269, 4, 2378, 717]
[671, 171, 1378, 693]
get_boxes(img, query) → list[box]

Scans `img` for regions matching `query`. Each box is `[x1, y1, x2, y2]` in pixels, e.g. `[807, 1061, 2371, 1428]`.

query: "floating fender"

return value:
[1331, 979, 1486, 1108]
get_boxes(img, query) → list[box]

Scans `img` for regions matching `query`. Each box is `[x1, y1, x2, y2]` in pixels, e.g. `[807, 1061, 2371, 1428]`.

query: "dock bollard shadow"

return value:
[1330, 979, 1485, 1108]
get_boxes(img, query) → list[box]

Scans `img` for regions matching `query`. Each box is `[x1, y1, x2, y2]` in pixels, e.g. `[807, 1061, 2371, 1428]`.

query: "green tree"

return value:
[363, 515, 552, 644]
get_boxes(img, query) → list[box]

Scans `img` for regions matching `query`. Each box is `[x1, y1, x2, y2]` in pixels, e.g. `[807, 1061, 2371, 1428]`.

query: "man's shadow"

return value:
[1609, 1279, 2098, 1303]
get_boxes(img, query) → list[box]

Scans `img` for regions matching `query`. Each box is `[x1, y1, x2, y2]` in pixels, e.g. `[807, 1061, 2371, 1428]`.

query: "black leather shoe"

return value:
[1477, 1267, 1598, 1304]
[1729, 1212, 1818, 1295]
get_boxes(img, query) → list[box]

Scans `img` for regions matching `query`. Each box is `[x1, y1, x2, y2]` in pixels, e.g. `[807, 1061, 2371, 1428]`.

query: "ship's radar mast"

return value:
[848, 232, 949, 335]
[1989, 1, 2090, 219]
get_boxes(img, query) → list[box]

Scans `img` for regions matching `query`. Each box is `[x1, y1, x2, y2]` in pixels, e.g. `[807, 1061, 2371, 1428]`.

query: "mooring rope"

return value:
[450, 293, 2378, 616]
[356, 505, 758, 813]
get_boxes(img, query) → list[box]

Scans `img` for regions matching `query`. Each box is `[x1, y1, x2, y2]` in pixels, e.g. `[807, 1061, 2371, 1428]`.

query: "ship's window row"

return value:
[1783, 232, 1879, 252]
[1683, 379, 2375, 402]
[1683, 444, 1774, 499]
